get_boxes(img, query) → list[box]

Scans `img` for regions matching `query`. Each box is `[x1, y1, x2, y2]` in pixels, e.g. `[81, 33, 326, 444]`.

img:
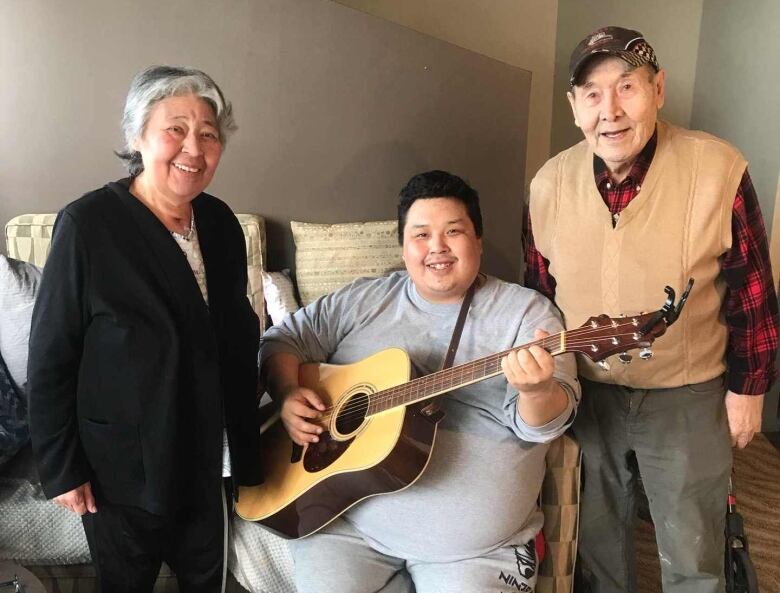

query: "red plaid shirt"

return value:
[524, 131, 778, 394]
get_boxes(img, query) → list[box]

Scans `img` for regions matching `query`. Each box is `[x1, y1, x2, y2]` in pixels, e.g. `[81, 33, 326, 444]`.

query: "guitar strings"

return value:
[317, 336, 641, 426]
[316, 323, 652, 425]
[319, 329, 650, 426]
[313, 319, 655, 426]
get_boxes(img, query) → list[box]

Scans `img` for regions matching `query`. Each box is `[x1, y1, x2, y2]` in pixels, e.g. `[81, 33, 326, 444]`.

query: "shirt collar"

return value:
[593, 128, 658, 189]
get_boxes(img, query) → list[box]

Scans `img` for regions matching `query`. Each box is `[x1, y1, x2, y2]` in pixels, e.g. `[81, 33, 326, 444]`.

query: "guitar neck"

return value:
[366, 333, 566, 416]
[365, 311, 660, 416]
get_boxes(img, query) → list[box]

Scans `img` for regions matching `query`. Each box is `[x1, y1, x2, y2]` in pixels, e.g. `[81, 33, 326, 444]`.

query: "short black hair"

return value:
[397, 170, 483, 244]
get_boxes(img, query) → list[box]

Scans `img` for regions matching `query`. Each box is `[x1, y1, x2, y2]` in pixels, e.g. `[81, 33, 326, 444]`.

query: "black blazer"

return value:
[28, 179, 263, 515]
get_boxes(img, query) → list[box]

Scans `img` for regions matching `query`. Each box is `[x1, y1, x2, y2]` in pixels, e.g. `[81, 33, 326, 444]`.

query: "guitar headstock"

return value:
[564, 312, 668, 363]
[562, 280, 694, 368]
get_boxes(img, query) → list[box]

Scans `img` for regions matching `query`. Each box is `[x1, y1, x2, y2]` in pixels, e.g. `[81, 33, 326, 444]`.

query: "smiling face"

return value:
[568, 57, 665, 181]
[133, 94, 222, 206]
[402, 197, 482, 304]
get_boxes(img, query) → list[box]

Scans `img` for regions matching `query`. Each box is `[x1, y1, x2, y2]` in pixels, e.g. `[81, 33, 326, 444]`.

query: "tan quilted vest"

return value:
[530, 121, 746, 388]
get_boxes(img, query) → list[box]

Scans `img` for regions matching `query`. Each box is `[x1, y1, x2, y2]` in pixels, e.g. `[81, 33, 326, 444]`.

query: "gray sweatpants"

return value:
[291, 519, 538, 593]
[573, 376, 732, 593]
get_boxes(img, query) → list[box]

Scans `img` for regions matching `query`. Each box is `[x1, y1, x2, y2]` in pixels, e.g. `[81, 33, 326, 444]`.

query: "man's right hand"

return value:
[280, 386, 326, 446]
[53, 481, 97, 515]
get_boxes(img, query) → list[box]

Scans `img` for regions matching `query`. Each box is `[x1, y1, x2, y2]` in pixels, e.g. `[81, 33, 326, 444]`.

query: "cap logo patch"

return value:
[588, 32, 612, 46]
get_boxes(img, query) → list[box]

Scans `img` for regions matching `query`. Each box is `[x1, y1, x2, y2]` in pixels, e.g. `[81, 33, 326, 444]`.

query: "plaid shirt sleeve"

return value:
[523, 207, 557, 301]
[721, 170, 779, 395]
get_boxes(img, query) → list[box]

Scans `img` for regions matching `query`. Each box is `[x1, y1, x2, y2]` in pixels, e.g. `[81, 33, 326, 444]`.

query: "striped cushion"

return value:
[235, 214, 267, 331]
[537, 433, 581, 593]
[291, 220, 404, 306]
[5, 213, 57, 267]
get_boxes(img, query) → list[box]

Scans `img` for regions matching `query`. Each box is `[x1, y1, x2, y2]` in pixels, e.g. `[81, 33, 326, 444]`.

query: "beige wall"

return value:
[772, 173, 780, 291]
[550, 0, 704, 155]
[691, 0, 779, 237]
[691, 0, 780, 429]
[334, 0, 559, 190]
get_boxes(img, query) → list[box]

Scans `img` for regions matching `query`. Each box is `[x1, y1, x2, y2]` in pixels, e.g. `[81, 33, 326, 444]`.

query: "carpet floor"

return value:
[636, 433, 780, 592]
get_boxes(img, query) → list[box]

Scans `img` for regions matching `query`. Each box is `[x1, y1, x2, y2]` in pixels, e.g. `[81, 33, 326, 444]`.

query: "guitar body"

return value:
[234, 292, 687, 539]
[235, 348, 438, 539]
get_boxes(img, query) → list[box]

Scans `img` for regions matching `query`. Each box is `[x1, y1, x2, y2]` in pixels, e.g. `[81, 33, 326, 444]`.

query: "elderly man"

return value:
[525, 26, 778, 593]
[261, 170, 580, 593]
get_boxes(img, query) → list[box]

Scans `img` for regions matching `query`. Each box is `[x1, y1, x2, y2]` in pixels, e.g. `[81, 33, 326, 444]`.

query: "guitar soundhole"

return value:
[335, 392, 369, 436]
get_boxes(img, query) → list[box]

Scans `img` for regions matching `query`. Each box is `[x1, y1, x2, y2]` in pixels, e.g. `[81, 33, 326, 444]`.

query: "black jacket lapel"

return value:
[106, 180, 211, 331]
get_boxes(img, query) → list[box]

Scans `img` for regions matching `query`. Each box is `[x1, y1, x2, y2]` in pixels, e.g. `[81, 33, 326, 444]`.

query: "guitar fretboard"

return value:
[366, 335, 563, 415]
[361, 311, 660, 416]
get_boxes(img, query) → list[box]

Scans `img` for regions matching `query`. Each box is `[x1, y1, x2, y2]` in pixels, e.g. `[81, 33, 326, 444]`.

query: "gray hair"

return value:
[116, 65, 237, 176]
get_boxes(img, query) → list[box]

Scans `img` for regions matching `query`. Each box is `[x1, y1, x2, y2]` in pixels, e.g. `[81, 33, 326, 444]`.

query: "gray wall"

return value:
[691, 0, 779, 234]
[550, 0, 704, 155]
[691, 0, 780, 430]
[0, 0, 530, 281]
[334, 0, 560, 190]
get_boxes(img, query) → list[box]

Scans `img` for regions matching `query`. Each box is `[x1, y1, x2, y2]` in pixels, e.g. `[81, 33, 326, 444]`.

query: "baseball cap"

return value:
[569, 26, 659, 87]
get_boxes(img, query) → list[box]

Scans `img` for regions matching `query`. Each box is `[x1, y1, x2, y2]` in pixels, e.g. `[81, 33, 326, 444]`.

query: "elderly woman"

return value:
[27, 66, 263, 592]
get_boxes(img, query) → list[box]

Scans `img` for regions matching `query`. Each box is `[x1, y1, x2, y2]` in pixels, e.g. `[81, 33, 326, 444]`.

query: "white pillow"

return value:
[262, 270, 300, 326]
[0, 255, 42, 393]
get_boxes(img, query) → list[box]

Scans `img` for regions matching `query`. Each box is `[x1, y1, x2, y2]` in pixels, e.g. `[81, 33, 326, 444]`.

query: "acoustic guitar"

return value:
[236, 282, 693, 539]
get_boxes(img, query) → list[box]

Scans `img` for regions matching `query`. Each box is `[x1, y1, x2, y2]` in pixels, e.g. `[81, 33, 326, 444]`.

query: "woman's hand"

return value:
[53, 481, 97, 515]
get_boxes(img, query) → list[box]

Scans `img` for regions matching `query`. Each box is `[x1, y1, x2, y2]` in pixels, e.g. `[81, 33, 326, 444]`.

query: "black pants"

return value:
[82, 485, 228, 593]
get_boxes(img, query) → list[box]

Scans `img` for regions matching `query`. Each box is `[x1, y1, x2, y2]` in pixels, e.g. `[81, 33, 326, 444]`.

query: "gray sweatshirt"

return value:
[260, 272, 580, 561]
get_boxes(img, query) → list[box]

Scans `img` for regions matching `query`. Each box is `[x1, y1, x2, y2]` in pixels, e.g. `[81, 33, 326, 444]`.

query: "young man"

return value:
[261, 170, 580, 592]
[526, 26, 778, 593]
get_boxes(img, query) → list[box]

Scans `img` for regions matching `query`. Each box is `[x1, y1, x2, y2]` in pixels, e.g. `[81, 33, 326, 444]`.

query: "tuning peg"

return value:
[618, 352, 632, 364]
[598, 360, 610, 371]
[639, 348, 653, 360]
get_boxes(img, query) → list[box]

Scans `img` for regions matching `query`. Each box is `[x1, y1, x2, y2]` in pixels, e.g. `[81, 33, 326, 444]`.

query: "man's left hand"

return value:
[724, 391, 764, 449]
[501, 329, 556, 397]
[502, 329, 571, 427]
